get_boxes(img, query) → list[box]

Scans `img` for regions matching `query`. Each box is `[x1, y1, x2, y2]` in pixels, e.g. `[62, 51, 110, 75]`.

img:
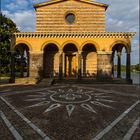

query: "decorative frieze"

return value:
[12, 32, 136, 39]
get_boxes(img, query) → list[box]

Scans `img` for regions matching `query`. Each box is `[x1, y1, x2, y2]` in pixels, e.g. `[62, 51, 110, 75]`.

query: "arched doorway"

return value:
[14, 43, 30, 78]
[43, 43, 59, 78]
[111, 43, 130, 79]
[82, 43, 97, 78]
[63, 43, 78, 77]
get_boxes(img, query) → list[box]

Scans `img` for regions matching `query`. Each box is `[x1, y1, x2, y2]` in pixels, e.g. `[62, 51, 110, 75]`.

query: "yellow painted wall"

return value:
[13, 37, 131, 53]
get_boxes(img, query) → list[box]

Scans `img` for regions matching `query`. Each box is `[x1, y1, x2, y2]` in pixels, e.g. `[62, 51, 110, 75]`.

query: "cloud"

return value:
[2, 10, 36, 32]
[98, 0, 139, 64]
[5, 0, 30, 10]
[32, 0, 47, 4]
[1, 0, 139, 64]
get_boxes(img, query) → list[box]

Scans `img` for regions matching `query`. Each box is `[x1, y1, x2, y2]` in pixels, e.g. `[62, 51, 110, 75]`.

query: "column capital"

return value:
[59, 50, 63, 54]
[78, 51, 82, 54]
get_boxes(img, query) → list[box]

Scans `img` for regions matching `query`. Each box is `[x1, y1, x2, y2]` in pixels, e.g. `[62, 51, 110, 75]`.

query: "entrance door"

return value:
[65, 54, 77, 77]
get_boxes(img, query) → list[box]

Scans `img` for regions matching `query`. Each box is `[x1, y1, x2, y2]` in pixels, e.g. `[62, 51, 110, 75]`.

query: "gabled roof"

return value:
[33, 0, 108, 10]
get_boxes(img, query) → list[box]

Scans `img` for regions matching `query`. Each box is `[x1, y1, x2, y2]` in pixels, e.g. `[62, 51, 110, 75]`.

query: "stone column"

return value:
[0, 47, 1, 80]
[126, 52, 131, 79]
[78, 51, 82, 79]
[29, 51, 43, 80]
[81, 56, 83, 77]
[27, 51, 29, 77]
[97, 51, 112, 80]
[10, 51, 15, 83]
[20, 50, 24, 78]
[59, 51, 63, 79]
[117, 52, 121, 78]
[111, 52, 115, 78]
[62, 52, 65, 77]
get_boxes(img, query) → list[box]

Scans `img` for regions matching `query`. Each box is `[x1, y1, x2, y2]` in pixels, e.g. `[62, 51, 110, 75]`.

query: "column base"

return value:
[14, 77, 40, 84]
[97, 71, 112, 80]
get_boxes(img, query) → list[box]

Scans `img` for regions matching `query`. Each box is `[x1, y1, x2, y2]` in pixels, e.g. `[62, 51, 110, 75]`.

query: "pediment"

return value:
[33, 0, 108, 10]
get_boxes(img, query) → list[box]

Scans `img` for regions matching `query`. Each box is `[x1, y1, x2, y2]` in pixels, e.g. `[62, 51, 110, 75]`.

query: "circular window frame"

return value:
[65, 12, 76, 25]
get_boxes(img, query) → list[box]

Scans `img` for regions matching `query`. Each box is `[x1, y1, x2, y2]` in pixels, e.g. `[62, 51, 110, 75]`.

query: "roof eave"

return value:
[33, 0, 108, 10]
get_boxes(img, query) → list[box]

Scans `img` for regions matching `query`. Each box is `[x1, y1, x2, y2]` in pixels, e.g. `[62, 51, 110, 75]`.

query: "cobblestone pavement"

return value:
[0, 84, 139, 140]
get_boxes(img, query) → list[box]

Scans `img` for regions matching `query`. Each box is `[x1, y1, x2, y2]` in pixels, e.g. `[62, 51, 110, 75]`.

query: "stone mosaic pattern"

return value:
[0, 85, 139, 140]
[24, 86, 116, 117]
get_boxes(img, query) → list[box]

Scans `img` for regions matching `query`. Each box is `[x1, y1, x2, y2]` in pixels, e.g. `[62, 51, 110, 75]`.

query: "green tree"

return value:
[0, 12, 19, 76]
[135, 64, 140, 72]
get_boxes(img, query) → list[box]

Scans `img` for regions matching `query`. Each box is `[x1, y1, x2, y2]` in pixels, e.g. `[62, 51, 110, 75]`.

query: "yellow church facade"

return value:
[10, 0, 135, 84]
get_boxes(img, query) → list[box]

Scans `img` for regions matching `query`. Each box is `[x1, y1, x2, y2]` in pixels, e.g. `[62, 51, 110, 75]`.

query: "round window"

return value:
[65, 13, 75, 24]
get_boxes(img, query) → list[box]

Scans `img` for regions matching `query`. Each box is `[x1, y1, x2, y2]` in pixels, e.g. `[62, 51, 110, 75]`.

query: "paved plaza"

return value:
[0, 84, 140, 140]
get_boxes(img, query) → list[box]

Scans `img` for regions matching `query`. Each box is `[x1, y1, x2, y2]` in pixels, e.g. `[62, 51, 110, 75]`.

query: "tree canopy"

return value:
[0, 12, 19, 76]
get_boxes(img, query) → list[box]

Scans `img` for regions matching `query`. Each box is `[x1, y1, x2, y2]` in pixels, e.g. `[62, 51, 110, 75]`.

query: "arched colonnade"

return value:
[10, 40, 131, 81]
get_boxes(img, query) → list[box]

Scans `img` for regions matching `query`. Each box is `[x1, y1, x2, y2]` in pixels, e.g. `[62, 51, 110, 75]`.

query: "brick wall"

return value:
[36, 1, 106, 32]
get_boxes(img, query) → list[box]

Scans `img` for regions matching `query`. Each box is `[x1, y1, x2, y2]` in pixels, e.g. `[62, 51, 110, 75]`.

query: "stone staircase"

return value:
[54, 78, 132, 85]
[14, 77, 132, 85]
[15, 77, 38, 84]
[38, 78, 54, 86]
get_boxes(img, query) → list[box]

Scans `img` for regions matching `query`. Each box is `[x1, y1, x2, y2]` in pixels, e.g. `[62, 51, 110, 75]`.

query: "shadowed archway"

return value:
[82, 43, 97, 78]
[43, 43, 59, 78]
[111, 43, 131, 80]
[14, 43, 30, 78]
[63, 43, 78, 77]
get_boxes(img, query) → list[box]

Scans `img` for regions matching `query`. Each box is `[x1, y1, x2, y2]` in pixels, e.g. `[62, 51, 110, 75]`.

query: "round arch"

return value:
[81, 41, 97, 78]
[111, 40, 131, 80]
[110, 40, 131, 53]
[63, 43, 78, 53]
[43, 43, 59, 78]
[62, 40, 79, 51]
[41, 41, 60, 51]
[14, 41, 31, 78]
[81, 41, 100, 51]
[14, 40, 32, 51]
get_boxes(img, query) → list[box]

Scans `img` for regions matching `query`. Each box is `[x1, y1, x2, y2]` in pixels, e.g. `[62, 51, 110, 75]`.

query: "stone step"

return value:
[15, 78, 38, 84]
[55, 78, 132, 84]
[39, 78, 54, 86]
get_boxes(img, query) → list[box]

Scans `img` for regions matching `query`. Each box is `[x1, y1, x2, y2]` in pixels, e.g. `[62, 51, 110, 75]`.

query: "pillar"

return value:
[126, 52, 131, 79]
[62, 52, 65, 77]
[97, 51, 112, 80]
[10, 51, 15, 83]
[20, 50, 24, 77]
[59, 51, 63, 79]
[78, 51, 82, 79]
[0, 48, 1, 81]
[29, 51, 43, 79]
[27, 51, 29, 77]
[111, 52, 115, 78]
[117, 52, 121, 78]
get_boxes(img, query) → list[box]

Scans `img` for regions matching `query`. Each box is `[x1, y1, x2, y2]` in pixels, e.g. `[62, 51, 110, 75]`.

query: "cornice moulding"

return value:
[12, 32, 136, 39]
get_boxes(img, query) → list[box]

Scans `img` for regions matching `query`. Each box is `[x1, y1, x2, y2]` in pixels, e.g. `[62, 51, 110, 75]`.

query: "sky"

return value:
[1, 0, 139, 64]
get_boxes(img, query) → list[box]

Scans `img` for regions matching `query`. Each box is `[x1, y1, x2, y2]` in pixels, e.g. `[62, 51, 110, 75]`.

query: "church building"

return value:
[10, 0, 135, 84]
